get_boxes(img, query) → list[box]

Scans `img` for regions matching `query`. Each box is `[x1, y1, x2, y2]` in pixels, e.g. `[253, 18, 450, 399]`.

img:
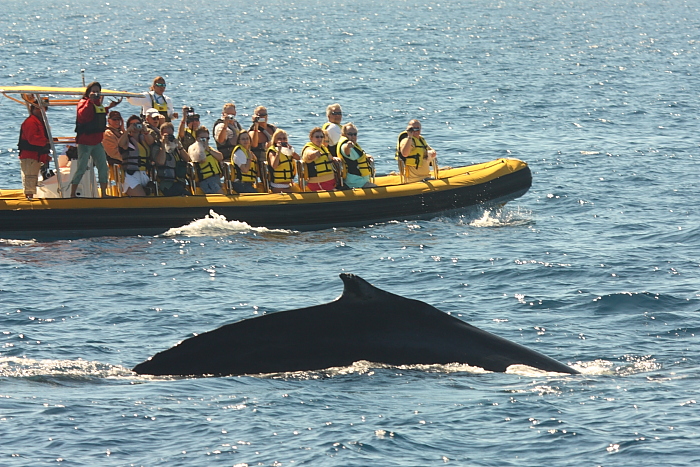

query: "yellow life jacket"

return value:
[337, 137, 372, 177]
[232, 145, 258, 183]
[395, 131, 428, 168]
[149, 91, 170, 121]
[196, 149, 222, 180]
[267, 147, 296, 183]
[302, 142, 334, 178]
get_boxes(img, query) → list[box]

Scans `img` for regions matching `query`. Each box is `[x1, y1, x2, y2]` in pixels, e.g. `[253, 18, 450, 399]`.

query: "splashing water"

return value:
[161, 210, 295, 237]
[467, 206, 533, 228]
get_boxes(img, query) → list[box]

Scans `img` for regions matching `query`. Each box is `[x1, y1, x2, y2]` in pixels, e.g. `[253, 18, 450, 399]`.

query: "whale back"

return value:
[133, 274, 578, 376]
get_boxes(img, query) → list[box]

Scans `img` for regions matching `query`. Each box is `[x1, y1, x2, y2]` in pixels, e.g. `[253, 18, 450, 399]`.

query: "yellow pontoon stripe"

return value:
[0, 159, 528, 210]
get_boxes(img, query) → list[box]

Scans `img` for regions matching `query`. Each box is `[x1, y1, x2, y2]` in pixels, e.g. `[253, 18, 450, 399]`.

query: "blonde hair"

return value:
[270, 128, 288, 146]
[341, 123, 357, 136]
[326, 103, 342, 119]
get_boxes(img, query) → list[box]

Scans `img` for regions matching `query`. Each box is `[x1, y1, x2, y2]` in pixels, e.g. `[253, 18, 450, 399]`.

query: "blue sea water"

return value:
[2, 0, 700, 465]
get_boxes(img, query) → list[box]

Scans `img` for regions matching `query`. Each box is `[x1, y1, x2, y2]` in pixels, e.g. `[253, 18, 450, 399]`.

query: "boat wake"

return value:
[161, 210, 295, 237]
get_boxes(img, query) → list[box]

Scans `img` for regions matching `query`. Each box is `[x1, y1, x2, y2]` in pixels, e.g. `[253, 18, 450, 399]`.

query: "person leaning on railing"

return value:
[126, 76, 178, 122]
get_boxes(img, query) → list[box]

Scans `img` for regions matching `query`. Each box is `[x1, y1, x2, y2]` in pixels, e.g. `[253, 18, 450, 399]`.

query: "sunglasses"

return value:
[409, 127, 421, 131]
[346, 132, 357, 136]
[312, 134, 324, 139]
[331, 112, 342, 116]
[155, 83, 166, 87]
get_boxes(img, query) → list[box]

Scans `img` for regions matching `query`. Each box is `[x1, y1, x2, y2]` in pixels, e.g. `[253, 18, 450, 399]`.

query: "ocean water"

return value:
[2, 0, 700, 465]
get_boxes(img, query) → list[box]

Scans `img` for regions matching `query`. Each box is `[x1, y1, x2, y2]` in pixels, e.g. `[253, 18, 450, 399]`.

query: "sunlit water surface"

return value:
[1, 0, 700, 465]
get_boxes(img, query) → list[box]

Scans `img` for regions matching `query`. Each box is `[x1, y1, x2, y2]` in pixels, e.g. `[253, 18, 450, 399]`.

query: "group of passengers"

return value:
[17, 76, 438, 199]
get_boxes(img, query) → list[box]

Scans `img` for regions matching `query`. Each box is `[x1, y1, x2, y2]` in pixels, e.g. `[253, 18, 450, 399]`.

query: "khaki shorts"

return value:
[20, 158, 42, 195]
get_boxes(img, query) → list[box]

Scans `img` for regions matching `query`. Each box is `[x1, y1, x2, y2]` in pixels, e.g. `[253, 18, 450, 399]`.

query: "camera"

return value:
[184, 106, 194, 114]
[135, 123, 143, 130]
[187, 113, 200, 123]
[253, 116, 260, 123]
[166, 134, 175, 142]
[278, 142, 289, 148]
[226, 115, 236, 120]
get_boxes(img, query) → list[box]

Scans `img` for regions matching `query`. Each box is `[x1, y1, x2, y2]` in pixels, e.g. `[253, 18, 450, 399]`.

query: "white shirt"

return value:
[233, 147, 250, 167]
[126, 91, 175, 119]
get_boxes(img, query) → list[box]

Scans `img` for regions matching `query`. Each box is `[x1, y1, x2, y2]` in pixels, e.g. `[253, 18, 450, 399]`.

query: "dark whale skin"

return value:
[133, 274, 579, 376]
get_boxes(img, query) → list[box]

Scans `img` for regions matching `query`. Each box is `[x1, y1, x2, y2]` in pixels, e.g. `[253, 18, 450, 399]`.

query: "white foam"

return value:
[0, 356, 132, 379]
[467, 206, 532, 228]
[161, 210, 294, 237]
[0, 239, 36, 246]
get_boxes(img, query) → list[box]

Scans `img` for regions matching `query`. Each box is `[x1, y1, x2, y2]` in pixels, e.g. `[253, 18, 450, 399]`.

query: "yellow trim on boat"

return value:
[0, 159, 527, 210]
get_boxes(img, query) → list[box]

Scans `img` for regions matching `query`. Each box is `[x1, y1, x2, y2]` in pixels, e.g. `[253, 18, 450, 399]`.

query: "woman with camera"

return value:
[266, 129, 299, 193]
[118, 115, 155, 197]
[397, 119, 437, 183]
[71, 81, 120, 198]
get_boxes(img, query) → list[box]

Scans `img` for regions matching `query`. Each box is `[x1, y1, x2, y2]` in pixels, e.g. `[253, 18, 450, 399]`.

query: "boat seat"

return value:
[108, 164, 124, 197]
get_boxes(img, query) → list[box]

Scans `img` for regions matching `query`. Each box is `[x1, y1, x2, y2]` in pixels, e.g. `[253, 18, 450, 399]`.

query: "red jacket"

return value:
[75, 97, 106, 145]
[19, 113, 50, 163]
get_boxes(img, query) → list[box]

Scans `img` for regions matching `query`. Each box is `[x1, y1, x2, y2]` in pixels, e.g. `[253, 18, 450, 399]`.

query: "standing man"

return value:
[213, 102, 243, 159]
[18, 97, 51, 200]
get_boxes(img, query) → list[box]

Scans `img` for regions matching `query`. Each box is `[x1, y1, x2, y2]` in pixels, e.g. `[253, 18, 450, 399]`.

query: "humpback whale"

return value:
[133, 274, 579, 376]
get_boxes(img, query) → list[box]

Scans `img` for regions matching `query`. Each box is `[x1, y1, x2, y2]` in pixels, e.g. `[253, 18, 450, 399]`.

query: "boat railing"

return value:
[296, 160, 307, 192]
[221, 162, 235, 195]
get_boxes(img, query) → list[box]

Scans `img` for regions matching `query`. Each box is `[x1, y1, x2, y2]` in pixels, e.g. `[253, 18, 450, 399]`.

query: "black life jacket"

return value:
[75, 102, 107, 135]
[214, 118, 242, 158]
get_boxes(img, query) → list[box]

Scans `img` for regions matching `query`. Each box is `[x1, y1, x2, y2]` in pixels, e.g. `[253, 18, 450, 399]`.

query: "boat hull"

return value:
[0, 159, 532, 237]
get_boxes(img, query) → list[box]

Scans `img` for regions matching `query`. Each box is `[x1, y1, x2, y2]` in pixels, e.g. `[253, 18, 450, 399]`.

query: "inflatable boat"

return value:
[1, 85, 531, 238]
